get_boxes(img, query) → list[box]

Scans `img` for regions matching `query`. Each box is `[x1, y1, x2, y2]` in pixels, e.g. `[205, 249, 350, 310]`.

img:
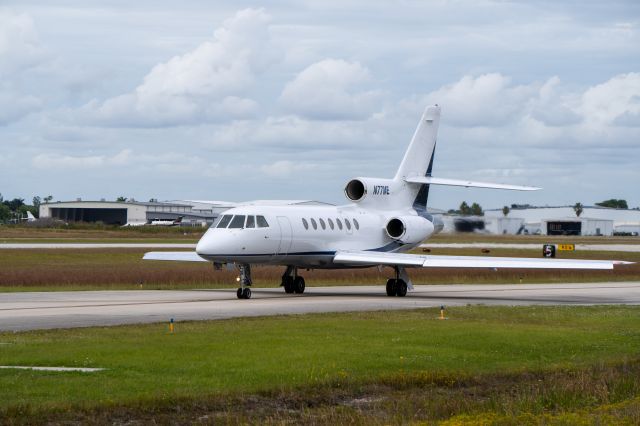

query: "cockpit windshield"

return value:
[215, 215, 232, 228]
[228, 215, 246, 228]
[213, 214, 269, 229]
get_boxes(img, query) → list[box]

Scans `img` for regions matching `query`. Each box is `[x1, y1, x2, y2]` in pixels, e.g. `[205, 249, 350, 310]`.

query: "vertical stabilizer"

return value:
[394, 105, 440, 181]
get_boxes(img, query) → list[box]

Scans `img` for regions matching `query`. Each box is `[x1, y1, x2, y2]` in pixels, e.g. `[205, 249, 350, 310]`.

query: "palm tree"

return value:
[573, 202, 583, 217]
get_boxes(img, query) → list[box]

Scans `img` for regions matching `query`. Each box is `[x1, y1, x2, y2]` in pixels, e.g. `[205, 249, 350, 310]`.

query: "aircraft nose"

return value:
[195, 231, 216, 255]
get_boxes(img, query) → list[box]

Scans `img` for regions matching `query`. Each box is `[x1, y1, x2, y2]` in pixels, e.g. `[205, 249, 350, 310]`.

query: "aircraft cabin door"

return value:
[276, 216, 293, 256]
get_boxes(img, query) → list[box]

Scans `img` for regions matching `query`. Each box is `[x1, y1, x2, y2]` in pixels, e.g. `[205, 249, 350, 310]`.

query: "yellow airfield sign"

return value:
[557, 244, 575, 251]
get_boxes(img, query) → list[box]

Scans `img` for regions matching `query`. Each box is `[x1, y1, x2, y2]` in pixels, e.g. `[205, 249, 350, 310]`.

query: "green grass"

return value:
[1, 306, 640, 423]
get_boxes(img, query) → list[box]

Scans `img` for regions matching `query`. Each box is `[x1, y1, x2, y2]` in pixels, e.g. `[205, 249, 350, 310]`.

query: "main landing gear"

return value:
[236, 263, 252, 299]
[386, 266, 410, 297]
[281, 265, 305, 294]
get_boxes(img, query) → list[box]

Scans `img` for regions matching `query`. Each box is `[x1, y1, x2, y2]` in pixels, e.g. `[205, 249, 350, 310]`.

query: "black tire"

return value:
[237, 288, 243, 299]
[294, 276, 305, 294]
[386, 279, 397, 297]
[242, 288, 252, 299]
[396, 280, 407, 297]
[283, 276, 295, 294]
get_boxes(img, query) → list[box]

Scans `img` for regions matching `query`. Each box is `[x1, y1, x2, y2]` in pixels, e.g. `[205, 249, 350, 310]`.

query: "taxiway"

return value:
[2, 282, 639, 332]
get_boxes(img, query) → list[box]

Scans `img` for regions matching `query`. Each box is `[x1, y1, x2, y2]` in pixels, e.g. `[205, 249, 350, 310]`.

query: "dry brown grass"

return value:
[0, 225, 204, 240]
[0, 248, 638, 290]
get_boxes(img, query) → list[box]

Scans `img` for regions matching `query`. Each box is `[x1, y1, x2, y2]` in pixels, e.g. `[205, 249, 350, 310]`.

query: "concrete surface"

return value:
[2, 282, 639, 332]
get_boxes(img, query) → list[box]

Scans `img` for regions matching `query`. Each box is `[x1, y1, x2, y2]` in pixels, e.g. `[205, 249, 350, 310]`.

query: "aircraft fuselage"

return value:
[195, 204, 437, 268]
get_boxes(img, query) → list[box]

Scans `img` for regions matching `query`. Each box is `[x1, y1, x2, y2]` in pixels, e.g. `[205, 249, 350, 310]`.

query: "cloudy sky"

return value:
[1, 1, 639, 210]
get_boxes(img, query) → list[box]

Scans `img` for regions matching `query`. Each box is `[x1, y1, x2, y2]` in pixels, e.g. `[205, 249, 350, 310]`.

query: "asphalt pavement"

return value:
[2, 282, 639, 331]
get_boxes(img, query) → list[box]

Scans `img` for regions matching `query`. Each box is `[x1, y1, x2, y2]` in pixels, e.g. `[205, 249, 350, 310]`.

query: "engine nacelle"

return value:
[344, 177, 399, 204]
[385, 215, 434, 245]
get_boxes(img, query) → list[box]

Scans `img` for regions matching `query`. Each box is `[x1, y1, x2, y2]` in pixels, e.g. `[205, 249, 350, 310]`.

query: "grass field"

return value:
[1, 306, 639, 424]
[0, 247, 638, 292]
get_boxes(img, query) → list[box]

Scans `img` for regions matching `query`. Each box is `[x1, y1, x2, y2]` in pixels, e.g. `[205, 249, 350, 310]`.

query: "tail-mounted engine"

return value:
[385, 215, 434, 245]
[344, 177, 409, 209]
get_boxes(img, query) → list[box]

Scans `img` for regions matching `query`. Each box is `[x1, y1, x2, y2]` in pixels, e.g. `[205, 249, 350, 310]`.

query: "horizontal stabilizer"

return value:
[143, 252, 207, 262]
[405, 176, 540, 191]
[333, 250, 630, 270]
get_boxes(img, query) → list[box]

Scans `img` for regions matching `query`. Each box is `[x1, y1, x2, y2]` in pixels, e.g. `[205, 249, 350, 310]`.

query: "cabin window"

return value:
[246, 215, 255, 228]
[302, 218, 309, 230]
[319, 218, 326, 230]
[336, 218, 343, 230]
[328, 218, 334, 230]
[345, 219, 352, 230]
[216, 215, 233, 228]
[229, 215, 246, 228]
[353, 218, 360, 230]
[257, 215, 269, 228]
[311, 218, 317, 230]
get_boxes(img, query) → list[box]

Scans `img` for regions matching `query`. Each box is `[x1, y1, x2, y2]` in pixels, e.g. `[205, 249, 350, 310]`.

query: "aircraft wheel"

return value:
[294, 276, 305, 294]
[283, 276, 295, 294]
[386, 279, 397, 297]
[237, 288, 243, 299]
[242, 288, 252, 299]
[396, 280, 408, 297]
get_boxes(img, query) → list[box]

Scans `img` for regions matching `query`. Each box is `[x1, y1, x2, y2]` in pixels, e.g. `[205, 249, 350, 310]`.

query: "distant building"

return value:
[39, 200, 234, 226]
[483, 206, 640, 236]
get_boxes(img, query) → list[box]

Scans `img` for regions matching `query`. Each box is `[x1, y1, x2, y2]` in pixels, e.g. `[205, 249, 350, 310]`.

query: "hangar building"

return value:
[39, 200, 235, 226]
[483, 206, 640, 236]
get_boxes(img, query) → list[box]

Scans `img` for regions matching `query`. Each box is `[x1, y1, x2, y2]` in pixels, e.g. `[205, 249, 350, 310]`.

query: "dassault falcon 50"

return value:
[144, 106, 630, 299]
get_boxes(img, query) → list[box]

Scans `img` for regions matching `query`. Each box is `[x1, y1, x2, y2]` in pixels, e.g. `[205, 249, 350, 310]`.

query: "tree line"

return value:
[0, 194, 52, 222]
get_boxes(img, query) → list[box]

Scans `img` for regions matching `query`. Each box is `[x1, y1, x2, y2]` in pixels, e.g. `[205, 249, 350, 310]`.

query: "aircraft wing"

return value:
[143, 252, 207, 262]
[333, 250, 631, 270]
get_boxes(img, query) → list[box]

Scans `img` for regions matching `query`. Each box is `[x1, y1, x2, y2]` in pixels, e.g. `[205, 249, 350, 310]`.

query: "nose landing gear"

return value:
[236, 263, 252, 299]
[282, 266, 305, 294]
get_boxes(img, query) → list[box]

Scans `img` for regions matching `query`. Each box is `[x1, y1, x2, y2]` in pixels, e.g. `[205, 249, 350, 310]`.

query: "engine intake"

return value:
[344, 179, 366, 202]
[385, 215, 435, 245]
[386, 218, 405, 239]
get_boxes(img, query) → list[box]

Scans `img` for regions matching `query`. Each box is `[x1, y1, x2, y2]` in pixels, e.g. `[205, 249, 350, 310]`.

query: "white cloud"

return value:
[579, 72, 640, 128]
[0, 91, 42, 125]
[0, 9, 46, 77]
[79, 8, 271, 127]
[0, 10, 45, 125]
[279, 59, 381, 120]
[424, 73, 535, 127]
[259, 160, 317, 177]
[32, 149, 132, 170]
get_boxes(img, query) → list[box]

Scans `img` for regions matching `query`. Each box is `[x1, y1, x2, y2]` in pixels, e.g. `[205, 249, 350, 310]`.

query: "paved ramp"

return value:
[2, 282, 639, 332]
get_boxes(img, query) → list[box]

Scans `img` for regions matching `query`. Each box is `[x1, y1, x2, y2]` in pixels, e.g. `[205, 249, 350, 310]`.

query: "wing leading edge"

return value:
[333, 250, 631, 270]
[143, 251, 207, 262]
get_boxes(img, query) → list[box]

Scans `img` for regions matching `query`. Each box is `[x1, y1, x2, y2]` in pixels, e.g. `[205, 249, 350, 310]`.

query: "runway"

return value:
[2, 282, 639, 332]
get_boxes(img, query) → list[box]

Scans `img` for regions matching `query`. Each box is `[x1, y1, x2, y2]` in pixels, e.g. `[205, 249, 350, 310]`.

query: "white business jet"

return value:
[144, 106, 629, 299]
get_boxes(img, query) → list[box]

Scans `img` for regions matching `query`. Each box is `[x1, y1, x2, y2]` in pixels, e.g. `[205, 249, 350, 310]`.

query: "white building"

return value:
[484, 206, 640, 236]
[39, 200, 232, 226]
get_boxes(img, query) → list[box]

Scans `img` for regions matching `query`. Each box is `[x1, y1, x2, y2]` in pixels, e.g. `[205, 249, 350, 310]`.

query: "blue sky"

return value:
[1, 1, 639, 209]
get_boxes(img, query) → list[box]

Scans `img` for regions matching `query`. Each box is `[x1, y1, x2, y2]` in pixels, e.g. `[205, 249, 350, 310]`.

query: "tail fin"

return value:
[394, 105, 440, 181]
[394, 105, 440, 211]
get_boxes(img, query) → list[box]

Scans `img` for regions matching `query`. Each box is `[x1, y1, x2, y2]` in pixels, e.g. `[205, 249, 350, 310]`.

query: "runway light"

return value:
[439, 305, 447, 320]
[169, 318, 174, 333]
